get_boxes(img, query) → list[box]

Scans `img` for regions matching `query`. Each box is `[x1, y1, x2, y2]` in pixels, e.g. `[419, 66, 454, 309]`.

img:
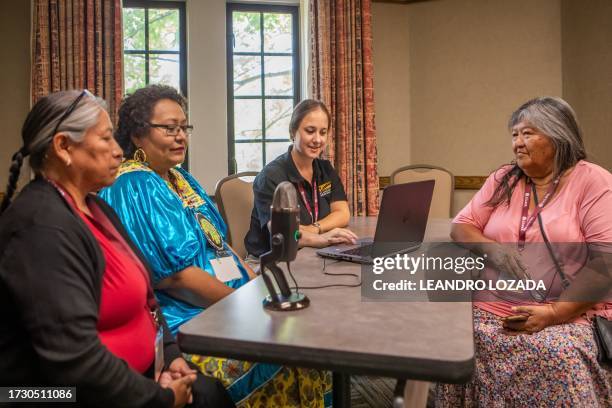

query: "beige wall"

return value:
[371, 3, 411, 178]
[186, 0, 228, 192]
[561, 0, 612, 171]
[373, 0, 563, 214]
[0, 0, 31, 189]
[4, 0, 609, 201]
[186, 0, 303, 192]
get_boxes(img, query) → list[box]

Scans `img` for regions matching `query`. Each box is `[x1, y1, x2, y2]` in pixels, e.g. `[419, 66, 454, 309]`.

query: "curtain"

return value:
[31, 0, 123, 123]
[310, 0, 379, 216]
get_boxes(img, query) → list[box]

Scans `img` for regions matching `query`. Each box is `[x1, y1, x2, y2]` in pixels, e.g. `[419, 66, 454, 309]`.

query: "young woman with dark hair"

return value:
[245, 99, 357, 256]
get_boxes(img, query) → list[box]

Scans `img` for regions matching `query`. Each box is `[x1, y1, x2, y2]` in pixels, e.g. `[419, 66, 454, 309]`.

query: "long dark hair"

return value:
[0, 90, 105, 214]
[485, 96, 586, 207]
[289, 99, 331, 140]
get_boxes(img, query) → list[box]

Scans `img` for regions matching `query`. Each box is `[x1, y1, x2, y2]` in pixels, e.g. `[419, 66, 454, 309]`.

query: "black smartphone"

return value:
[503, 314, 529, 322]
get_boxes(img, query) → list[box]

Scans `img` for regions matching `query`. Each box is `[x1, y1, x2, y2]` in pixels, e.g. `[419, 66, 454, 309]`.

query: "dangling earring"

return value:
[133, 148, 147, 163]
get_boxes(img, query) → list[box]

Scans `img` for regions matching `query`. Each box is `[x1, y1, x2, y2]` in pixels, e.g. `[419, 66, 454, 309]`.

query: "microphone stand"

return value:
[260, 233, 310, 311]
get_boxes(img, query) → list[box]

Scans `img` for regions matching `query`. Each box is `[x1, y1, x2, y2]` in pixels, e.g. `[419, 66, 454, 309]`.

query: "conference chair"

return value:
[214, 172, 258, 259]
[390, 164, 454, 218]
[389, 165, 453, 407]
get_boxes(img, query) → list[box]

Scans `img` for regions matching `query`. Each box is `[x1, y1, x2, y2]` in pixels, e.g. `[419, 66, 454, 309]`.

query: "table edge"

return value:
[178, 331, 474, 383]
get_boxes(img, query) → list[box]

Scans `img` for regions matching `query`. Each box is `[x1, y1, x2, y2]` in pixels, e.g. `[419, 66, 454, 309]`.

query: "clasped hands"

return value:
[159, 357, 198, 407]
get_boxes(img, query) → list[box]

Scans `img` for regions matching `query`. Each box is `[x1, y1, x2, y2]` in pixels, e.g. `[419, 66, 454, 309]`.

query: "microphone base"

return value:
[263, 292, 310, 312]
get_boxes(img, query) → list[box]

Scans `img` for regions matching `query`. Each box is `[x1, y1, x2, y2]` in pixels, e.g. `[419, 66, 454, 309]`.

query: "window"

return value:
[123, 0, 187, 96]
[227, 4, 300, 174]
[122, 0, 187, 168]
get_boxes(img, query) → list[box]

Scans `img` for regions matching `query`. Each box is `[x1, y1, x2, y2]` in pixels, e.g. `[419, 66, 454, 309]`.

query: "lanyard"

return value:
[47, 178, 162, 328]
[47, 178, 70, 202]
[518, 176, 560, 250]
[297, 180, 318, 224]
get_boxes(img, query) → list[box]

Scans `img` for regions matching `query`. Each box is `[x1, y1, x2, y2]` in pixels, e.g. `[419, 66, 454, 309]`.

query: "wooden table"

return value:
[178, 217, 474, 406]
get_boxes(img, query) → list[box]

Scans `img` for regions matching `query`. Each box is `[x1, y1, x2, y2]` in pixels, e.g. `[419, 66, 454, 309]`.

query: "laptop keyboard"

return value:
[342, 244, 374, 257]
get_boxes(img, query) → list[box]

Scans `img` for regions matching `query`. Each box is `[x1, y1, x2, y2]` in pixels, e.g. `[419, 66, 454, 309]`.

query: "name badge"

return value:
[154, 327, 164, 382]
[211, 256, 243, 282]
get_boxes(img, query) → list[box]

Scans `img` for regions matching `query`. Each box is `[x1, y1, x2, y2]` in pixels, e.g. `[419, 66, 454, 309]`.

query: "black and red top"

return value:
[77, 202, 157, 373]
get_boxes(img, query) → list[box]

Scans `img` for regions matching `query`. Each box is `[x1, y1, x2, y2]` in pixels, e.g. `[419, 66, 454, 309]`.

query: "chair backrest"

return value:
[214, 172, 258, 259]
[390, 165, 454, 218]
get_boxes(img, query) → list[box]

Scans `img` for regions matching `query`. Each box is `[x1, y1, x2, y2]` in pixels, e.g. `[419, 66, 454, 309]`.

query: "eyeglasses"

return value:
[53, 89, 95, 137]
[148, 123, 194, 136]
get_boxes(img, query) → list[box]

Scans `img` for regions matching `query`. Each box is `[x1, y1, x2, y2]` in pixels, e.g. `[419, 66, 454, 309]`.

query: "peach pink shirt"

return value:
[453, 160, 612, 323]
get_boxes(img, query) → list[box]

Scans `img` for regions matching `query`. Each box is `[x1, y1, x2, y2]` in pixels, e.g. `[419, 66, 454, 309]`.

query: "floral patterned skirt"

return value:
[186, 354, 332, 408]
[436, 307, 612, 407]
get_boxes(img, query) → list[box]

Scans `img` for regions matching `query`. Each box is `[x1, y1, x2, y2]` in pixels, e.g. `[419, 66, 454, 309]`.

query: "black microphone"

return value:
[259, 182, 310, 311]
[270, 181, 300, 262]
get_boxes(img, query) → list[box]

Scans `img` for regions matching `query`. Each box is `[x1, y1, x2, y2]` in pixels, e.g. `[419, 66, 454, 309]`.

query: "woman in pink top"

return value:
[437, 97, 611, 406]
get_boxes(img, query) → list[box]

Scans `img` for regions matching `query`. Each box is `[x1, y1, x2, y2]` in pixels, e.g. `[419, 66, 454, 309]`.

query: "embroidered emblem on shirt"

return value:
[318, 181, 332, 197]
[195, 213, 224, 251]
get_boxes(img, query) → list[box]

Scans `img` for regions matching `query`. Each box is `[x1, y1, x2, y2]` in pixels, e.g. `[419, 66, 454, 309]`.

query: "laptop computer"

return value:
[316, 180, 435, 264]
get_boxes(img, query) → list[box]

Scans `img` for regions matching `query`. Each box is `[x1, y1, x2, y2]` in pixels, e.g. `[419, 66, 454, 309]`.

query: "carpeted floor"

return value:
[350, 376, 435, 408]
[350, 376, 396, 407]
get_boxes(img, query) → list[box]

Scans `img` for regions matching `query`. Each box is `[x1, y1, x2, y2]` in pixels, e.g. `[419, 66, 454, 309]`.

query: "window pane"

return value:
[123, 8, 145, 50]
[124, 54, 146, 94]
[236, 143, 262, 172]
[265, 141, 291, 164]
[265, 99, 292, 139]
[233, 12, 261, 52]
[234, 55, 261, 96]
[234, 99, 262, 140]
[149, 9, 180, 51]
[149, 53, 180, 90]
[264, 13, 292, 53]
[264, 56, 293, 96]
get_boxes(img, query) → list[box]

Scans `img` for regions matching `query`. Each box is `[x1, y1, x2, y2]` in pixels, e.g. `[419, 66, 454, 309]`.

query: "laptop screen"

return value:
[372, 180, 435, 256]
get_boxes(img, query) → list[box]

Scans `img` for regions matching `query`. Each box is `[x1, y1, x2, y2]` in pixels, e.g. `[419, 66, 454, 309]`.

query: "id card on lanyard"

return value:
[518, 176, 560, 250]
[154, 324, 164, 382]
[194, 212, 242, 282]
[297, 180, 319, 224]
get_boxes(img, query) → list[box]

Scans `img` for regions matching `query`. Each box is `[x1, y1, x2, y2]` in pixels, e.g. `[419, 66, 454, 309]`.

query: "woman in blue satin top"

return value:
[100, 85, 332, 408]
[99, 87, 253, 334]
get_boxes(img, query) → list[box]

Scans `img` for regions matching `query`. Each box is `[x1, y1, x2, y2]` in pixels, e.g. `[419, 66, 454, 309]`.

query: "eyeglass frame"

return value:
[148, 123, 194, 136]
[52, 89, 95, 137]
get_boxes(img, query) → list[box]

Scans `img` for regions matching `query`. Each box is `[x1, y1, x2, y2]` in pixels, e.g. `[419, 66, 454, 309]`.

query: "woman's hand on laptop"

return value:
[299, 227, 358, 248]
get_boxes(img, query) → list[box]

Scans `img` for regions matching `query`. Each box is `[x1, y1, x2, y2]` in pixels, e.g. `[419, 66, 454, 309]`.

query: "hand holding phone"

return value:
[501, 313, 531, 333]
[502, 314, 529, 322]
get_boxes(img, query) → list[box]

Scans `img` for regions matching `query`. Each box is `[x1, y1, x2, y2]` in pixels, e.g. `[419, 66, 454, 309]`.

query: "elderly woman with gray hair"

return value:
[437, 97, 612, 406]
[0, 90, 234, 407]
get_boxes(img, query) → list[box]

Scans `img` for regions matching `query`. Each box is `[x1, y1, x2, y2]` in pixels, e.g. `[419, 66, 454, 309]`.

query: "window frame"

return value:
[226, 3, 301, 174]
[122, 0, 188, 167]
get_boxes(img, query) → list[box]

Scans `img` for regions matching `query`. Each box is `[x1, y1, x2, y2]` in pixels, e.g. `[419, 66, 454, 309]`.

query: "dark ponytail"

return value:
[0, 147, 27, 214]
